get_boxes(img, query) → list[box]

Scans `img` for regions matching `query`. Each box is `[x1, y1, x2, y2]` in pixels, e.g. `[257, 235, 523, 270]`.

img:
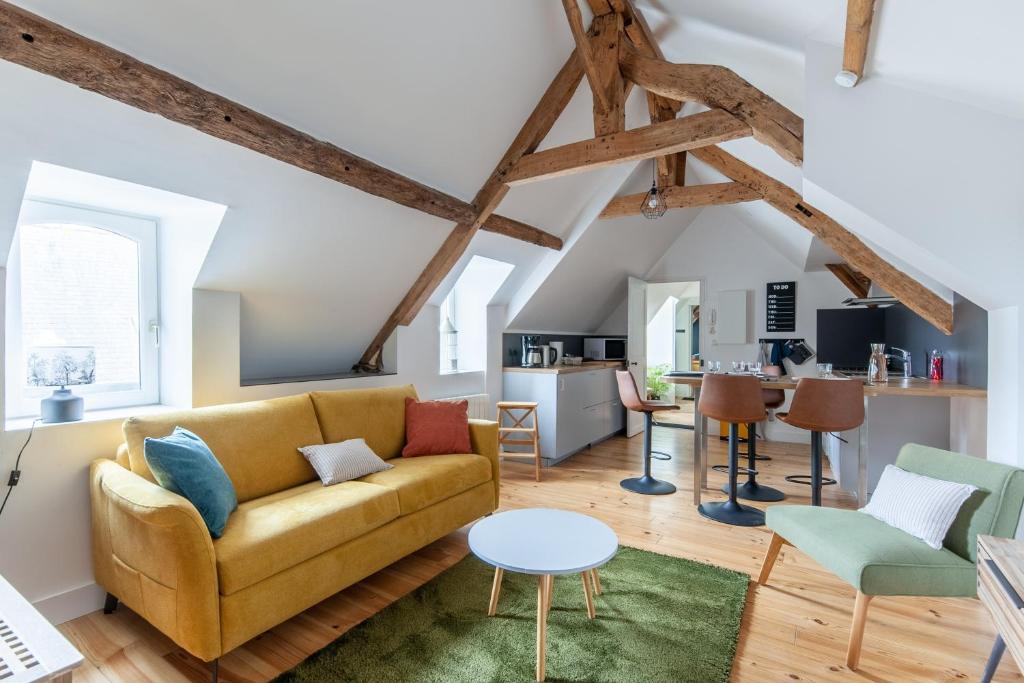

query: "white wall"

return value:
[645, 206, 852, 441]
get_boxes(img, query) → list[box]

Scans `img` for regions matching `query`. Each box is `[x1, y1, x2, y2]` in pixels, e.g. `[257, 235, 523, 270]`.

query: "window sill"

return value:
[5, 403, 181, 433]
[439, 369, 483, 377]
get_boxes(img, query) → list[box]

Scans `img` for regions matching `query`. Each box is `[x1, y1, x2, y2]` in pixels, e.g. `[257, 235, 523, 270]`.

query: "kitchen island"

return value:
[503, 362, 626, 466]
[664, 372, 985, 506]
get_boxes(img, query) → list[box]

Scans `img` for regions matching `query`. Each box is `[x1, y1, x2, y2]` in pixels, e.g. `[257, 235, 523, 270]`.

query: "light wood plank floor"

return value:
[60, 428, 1023, 682]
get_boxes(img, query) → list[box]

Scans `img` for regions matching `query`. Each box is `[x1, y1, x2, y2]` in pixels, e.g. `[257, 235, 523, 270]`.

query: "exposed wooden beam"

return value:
[561, 0, 612, 115]
[599, 182, 759, 219]
[619, 46, 804, 166]
[505, 110, 750, 186]
[0, 1, 560, 250]
[690, 146, 953, 334]
[588, 11, 626, 135]
[838, 0, 877, 87]
[355, 47, 587, 370]
[826, 263, 872, 299]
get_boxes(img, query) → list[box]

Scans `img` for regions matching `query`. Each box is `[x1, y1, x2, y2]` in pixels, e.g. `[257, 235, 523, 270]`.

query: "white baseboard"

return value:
[33, 582, 104, 625]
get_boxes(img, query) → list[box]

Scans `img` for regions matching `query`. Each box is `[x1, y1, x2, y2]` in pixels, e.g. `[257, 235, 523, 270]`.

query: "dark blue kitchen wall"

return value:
[884, 294, 987, 388]
[503, 333, 590, 367]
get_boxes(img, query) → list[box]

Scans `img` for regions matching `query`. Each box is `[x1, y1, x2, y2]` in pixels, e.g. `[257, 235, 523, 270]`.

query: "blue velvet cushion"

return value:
[143, 427, 238, 538]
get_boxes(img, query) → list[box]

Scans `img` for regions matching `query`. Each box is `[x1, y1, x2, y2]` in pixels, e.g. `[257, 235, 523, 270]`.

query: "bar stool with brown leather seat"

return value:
[615, 370, 680, 495]
[752, 365, 786, 462]
[778, 377, 865, 506]
[698, 373, 769, 526]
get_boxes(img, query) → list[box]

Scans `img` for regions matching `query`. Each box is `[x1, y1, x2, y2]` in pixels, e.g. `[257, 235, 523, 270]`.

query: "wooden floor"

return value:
[60, 428, 1022, 682]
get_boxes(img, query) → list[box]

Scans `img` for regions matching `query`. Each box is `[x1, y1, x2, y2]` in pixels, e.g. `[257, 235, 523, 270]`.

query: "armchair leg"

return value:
[210, 658, 219, 682]
[846, 592, 873, 670]
[757, 532, 788, 585]
[102, 593, 118, 615]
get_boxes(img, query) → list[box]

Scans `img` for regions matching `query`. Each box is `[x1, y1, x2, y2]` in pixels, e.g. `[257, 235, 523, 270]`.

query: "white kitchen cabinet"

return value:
[503, 366, 625, 466]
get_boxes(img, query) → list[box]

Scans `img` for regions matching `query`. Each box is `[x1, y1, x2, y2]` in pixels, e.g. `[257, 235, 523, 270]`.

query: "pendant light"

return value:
[641, 160, 667, 219]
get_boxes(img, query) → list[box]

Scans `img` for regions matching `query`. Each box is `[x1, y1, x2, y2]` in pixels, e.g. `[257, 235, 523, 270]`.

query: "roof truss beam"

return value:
[0, 1, 561, 250]
[619, 45, 804, 166]
[505, 110, 750, 186]
[690, 146, 953, 334]
[599, 182, 759, 219]
[826, 263, 872, 299]
[355, 44, 588, 369]
[838, 0, 878, 86]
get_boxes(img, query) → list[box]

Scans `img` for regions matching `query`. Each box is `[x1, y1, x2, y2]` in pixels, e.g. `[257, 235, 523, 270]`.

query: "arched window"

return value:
[6, 200, 159, 417]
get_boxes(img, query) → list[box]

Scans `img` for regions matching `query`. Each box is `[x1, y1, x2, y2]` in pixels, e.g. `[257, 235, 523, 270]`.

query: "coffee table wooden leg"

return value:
[591, 569, 602, 595]
[537, 575, 548, 682]
[488, 567, 504, 616]
[545, 574, 553, 615]
[581, 571, 596, 619]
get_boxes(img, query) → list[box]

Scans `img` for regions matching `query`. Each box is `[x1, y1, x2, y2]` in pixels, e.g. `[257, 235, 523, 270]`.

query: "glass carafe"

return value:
[867, 343, 888, 384]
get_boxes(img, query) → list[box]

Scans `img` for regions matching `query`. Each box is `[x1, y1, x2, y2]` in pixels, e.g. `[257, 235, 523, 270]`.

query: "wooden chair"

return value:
[497, 401, 541, 482]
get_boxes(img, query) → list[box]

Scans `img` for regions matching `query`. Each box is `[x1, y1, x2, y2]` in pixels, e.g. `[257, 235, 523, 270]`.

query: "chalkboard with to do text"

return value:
[766, 281, 796, 332]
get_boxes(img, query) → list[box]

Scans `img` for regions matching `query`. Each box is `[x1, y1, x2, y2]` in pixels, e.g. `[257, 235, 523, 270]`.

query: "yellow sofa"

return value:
[89, 385, 499, 664]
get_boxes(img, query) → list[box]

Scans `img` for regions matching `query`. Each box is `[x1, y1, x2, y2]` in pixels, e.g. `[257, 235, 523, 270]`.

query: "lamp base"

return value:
[41, 388, 84, 423]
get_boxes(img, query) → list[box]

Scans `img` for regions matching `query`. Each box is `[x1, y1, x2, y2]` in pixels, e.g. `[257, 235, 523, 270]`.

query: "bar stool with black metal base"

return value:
[722, 420, 786, 502]
[698, 374, 768, 526]
[750, 365, 785, 462]
[779, 377, 864, 506]
[615, 370, 680, 495]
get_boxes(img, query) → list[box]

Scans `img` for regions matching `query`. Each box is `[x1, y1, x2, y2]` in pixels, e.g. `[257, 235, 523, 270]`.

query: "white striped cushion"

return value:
[860, 465, 976, 550]
[298, 438, 393, 486]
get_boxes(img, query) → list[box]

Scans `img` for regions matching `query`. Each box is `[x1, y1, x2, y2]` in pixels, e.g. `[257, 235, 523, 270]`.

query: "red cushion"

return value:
[402, 398, 471, 457]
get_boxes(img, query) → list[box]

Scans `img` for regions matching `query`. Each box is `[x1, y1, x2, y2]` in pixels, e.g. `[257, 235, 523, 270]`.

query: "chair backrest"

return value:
[760, 365, 785, 408]
[896, 444, 1024, 563]
[615, 370, 646, 411]
[698, 374, 765, 423]
[785, 377, 864, 432]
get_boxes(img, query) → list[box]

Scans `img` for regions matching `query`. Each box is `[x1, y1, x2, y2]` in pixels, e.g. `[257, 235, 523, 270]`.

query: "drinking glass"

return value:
[731, 361, 741, 372]
[816, 362, 833, 378]
[753, 362, 762, 374]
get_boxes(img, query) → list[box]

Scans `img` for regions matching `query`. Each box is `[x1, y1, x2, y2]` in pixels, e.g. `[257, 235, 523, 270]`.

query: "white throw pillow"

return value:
[860, 465, 977, 550]
[298, 438, 393, 486]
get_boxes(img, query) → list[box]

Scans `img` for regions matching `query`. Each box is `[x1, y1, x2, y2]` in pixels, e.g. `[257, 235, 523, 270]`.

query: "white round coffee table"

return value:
[468, 508, 618, 682]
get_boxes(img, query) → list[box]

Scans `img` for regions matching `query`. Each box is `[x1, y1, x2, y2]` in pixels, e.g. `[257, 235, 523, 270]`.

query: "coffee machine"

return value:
[521, 335, 542, 367]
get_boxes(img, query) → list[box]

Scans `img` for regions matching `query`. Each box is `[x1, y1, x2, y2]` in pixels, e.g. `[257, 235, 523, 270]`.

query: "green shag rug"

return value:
[273, 546, 749, 683]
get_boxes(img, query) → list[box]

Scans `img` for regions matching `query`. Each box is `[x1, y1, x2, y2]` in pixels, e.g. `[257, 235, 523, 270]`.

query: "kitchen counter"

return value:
[664, 371, 986, 507]
[504, 361, 625, 375]
[663, 372, 985, 398]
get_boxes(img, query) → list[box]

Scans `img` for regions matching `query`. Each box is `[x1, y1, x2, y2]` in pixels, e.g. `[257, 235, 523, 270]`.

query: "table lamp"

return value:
[27, 346, 96, 423]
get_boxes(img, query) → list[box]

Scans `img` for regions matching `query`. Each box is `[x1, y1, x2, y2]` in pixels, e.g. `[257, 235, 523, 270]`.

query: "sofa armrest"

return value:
[468, 419, 499, 507]
[90, 459, 222, 661]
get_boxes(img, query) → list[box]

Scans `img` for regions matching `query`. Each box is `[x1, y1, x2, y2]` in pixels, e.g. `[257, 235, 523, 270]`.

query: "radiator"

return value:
[438, 393, 491, 420]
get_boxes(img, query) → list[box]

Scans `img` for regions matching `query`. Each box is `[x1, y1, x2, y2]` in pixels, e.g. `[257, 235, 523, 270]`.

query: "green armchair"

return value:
[758, 443, 1024, 670]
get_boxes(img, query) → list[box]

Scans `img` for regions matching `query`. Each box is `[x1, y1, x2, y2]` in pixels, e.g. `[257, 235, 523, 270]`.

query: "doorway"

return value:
[645, 281, 701, 427]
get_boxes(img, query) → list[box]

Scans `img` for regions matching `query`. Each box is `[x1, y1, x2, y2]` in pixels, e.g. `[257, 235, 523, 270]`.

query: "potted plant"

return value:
[646, 364, 671, 401]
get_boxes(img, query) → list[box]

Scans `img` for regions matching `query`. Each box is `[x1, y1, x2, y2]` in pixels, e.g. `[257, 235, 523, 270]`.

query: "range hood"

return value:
[841, 295, 899, 308]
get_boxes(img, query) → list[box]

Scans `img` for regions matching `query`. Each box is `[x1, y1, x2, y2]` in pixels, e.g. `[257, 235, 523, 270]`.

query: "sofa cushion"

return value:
[358, 454, 492, 515]
[767, 505, 977, 597]
[310, 385, 418, 460]
[214, 480, 400, 595]
[123, 394, 324, 503]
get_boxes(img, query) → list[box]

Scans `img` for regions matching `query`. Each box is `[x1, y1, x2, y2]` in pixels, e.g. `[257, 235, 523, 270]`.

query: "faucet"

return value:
[889, 347, 912, 378]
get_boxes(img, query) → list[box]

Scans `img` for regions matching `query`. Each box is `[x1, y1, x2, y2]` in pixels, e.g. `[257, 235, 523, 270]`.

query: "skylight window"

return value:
[439, 256, 514, 374]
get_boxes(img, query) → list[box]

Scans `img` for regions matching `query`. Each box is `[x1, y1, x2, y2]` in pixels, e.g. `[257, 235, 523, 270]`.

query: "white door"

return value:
[626, 276, 648, 437]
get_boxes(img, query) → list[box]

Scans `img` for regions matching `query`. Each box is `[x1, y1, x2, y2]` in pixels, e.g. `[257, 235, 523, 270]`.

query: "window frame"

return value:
[6, 199, 160, 417]
[439, 288, 459, 374]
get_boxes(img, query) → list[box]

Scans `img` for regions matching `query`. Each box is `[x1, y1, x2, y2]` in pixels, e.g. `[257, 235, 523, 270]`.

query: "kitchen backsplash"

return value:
[503, 333, 593, 367]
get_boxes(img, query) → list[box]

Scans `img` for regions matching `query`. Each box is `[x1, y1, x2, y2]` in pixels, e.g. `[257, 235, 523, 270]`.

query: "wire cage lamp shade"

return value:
[641, 160, 667, 219]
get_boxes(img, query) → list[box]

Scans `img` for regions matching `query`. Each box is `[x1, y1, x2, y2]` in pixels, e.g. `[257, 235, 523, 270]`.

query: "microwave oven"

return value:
[584, 337, 627, 361]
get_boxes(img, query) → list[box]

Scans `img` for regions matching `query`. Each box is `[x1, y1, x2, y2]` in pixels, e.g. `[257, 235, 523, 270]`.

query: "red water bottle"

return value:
[929, 350, 943, 381]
